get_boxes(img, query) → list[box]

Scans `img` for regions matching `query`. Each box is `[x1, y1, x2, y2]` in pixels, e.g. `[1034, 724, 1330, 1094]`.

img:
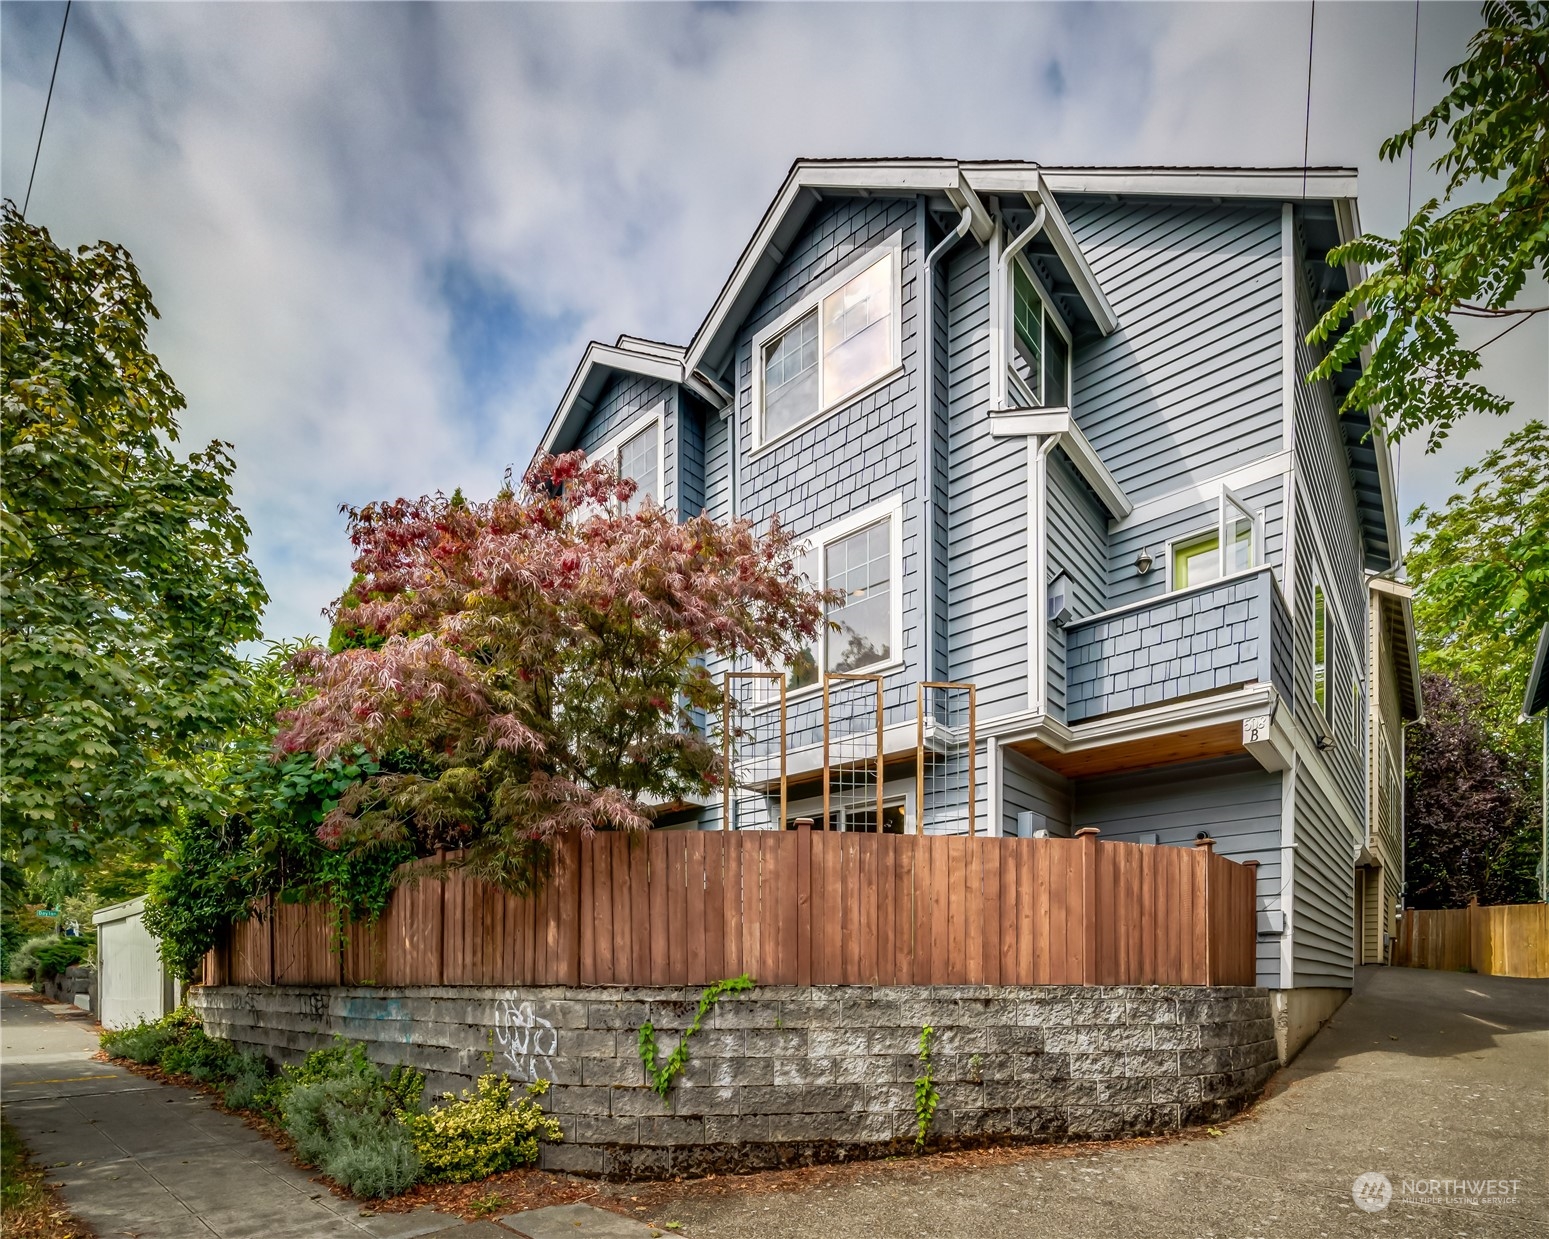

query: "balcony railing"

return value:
[1065, 566, 1290, 724]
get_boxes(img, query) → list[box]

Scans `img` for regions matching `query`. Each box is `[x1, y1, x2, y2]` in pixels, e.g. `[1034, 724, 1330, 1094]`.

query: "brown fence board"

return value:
[1395, 902, 1548, 978]
[202, 831, 1259, 992]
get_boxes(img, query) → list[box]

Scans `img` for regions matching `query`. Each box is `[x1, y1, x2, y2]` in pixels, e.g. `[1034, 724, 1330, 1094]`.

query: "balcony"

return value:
[1065, 566, 1290, 725]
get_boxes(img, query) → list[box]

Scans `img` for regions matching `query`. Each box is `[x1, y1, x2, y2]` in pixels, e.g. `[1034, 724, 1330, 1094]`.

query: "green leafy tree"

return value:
[1, 203, 267, 870]
[1406, 420, 1548, 748]
[1308, 1, 1548, 449]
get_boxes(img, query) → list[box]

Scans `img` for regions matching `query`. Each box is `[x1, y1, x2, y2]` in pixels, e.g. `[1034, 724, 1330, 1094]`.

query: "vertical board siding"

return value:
[1060, 199, 1284, 503]
[1074, 756, 1284, 988]
[1291, 772, 1356, 987]
[1045, 450, 1110, 723]
[946, 242, 1028, 718]
[209, 832, 1258, 989]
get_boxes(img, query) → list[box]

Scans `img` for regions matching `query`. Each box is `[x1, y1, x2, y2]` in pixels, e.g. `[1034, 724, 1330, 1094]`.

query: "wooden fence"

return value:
[1394, 901, 1549, 979]
[204, 829, 1258, 990]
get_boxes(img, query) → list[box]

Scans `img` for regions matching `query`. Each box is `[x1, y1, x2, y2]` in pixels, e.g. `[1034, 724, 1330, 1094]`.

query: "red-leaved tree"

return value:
[277, 453, 825, 890]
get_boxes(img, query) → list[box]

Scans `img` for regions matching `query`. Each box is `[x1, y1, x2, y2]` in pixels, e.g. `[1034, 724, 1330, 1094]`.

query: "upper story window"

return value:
[596, 405, 663, 513]
[785, 495, 904, 692]
[1167, 486, 1261, 591]
[1009, 258, 1071, 409]
[752, 237, 902, 453]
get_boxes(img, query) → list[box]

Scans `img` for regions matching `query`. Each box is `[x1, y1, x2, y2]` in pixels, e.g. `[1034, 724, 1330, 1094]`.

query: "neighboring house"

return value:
[531, 159, 1419, 1048]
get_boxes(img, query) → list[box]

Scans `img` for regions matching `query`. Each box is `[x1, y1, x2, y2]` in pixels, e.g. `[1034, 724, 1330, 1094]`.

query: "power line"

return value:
[22, 0, 72, 220]
[1406, 0, 1420, 219]
[1301, 0, 1316, 199]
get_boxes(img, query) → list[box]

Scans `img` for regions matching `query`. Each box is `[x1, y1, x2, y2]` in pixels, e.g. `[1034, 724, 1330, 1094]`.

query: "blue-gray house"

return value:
[532, 160, 1420, 1056]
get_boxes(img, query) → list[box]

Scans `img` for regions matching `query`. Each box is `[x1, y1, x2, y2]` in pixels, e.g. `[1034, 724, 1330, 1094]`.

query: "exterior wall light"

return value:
[1135, 547, 1154, 575]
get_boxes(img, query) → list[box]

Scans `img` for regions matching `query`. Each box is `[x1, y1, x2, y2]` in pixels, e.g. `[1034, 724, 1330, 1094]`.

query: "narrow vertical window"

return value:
[616, 421, 659, 512]
[1313, 585, 1329, 721]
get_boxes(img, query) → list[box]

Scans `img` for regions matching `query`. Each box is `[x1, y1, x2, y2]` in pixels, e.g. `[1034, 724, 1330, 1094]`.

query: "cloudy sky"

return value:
[3, 1, 1543, 644]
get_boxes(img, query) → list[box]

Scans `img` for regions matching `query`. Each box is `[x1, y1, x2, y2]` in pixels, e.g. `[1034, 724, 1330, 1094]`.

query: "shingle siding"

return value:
[576, 372, 679, 512]
[1066, 568, 1284, 723]
[733, 196, 923, 734]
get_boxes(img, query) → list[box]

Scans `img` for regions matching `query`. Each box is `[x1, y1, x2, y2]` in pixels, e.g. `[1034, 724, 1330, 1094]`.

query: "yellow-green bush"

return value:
[408, 1076, 561, 1184]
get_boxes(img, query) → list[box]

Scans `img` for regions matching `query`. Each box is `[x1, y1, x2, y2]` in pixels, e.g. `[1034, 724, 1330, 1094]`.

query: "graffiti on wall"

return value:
[494, 997, 557, 1082]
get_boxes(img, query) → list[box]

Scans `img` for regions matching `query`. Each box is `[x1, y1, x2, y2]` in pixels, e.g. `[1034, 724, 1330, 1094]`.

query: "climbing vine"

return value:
[637, 974, 755, 1098]
[913, 1025, 939, 1152]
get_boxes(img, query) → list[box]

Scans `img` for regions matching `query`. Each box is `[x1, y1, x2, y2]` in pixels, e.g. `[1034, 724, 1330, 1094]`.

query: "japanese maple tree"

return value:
[278, 454, 825, 889]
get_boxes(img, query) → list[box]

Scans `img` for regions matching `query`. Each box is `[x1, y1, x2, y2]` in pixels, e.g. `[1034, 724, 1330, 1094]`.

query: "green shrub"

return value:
[409, 1076, 561, 1184]
[160, 1028, 241, 1083]
[274, 1038, 425, 1198]
[100, 1022, 176, 1064]
[221, 1052, 272, 1110]
[5, 934, 81, 982]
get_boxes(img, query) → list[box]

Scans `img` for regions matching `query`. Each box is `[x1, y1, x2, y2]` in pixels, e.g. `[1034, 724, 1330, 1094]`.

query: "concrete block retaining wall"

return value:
[192, 983, 1278, 1178]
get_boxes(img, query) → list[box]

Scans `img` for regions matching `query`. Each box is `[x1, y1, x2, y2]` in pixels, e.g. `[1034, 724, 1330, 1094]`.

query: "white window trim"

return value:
[1313, 578, 1332, 726]
[773, 492, 907, 703]
[1163, 486, 1264, 592]
[1005, 249, 1074, 411]
[592, 402, 667, 507]
[748, 231, 906, 457]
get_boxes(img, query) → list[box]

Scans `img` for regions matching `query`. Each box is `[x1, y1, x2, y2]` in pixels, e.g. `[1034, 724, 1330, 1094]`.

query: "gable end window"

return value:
[752, 238, 902, 452]
[595, 405, 664, 513]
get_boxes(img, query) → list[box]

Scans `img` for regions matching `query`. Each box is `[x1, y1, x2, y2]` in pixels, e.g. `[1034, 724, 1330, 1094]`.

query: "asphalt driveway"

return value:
[647, 966, 1549, 1238]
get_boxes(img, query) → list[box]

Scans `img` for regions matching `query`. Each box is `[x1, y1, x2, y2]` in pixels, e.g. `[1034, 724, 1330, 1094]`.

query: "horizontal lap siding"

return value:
[703, 408, 731, 522]
[1073, 756, 1284, 988]
[736, 196, 922, 730]
[947, 243, 1028, 718]
[1001, 748, 1073, 836]
[676, 393, 706, 519]
[1292, 772, 1356, 987]
[1292, 268, 1366, 826]
[1045, 450, 1109, 723]
[1061, 199, 1284, 504]
[1107, 473, 1286, 612]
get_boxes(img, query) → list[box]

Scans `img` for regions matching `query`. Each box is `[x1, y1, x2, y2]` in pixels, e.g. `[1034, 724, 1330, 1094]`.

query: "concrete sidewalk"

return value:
[0, 987, 466, 1239]
[652, 967, 1549, 1238]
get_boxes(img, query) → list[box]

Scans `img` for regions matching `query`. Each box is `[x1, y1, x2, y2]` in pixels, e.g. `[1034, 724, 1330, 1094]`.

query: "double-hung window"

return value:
[785, 497, 904, 692]
[753, 238, 902, 451]
[1008, 258, 1071, 409]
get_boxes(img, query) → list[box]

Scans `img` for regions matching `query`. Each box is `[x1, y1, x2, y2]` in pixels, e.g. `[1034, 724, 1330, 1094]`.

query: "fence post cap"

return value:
[1242, 859, 1261, 871]
[1193, 836, 1216, 851]
[794, 817, 814, 832]
[1074, 827, 1101, 839]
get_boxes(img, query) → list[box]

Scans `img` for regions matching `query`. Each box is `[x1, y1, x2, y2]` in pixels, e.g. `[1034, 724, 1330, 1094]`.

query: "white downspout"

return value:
[991, 205, 1047, 412]
[1030, 434, 1060, 715]
[920, 207, 975, 686]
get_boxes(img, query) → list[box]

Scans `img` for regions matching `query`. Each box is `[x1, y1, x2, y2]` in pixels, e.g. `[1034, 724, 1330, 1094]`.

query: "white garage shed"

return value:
[92, 896, 178, 1029]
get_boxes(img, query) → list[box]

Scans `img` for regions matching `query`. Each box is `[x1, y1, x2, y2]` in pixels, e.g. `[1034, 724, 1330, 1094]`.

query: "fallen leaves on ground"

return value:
[1, 1117, 96, 1239]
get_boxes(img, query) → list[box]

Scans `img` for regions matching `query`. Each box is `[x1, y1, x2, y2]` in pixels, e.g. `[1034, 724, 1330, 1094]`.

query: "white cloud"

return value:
[3, 1, 1539, 641]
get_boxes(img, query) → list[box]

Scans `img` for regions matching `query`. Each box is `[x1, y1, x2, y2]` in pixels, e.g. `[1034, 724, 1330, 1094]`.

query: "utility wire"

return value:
[22, 0, 72, 220]
[1301, 0, 1316, 199]
[1406, 0, 1420, 219]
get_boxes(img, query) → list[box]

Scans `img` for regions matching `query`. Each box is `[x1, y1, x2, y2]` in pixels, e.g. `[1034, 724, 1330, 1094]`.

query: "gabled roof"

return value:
[1524, 624, 1549, 719]
[538, 336, 685, 457]
[1370, 577, 1422, 723]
